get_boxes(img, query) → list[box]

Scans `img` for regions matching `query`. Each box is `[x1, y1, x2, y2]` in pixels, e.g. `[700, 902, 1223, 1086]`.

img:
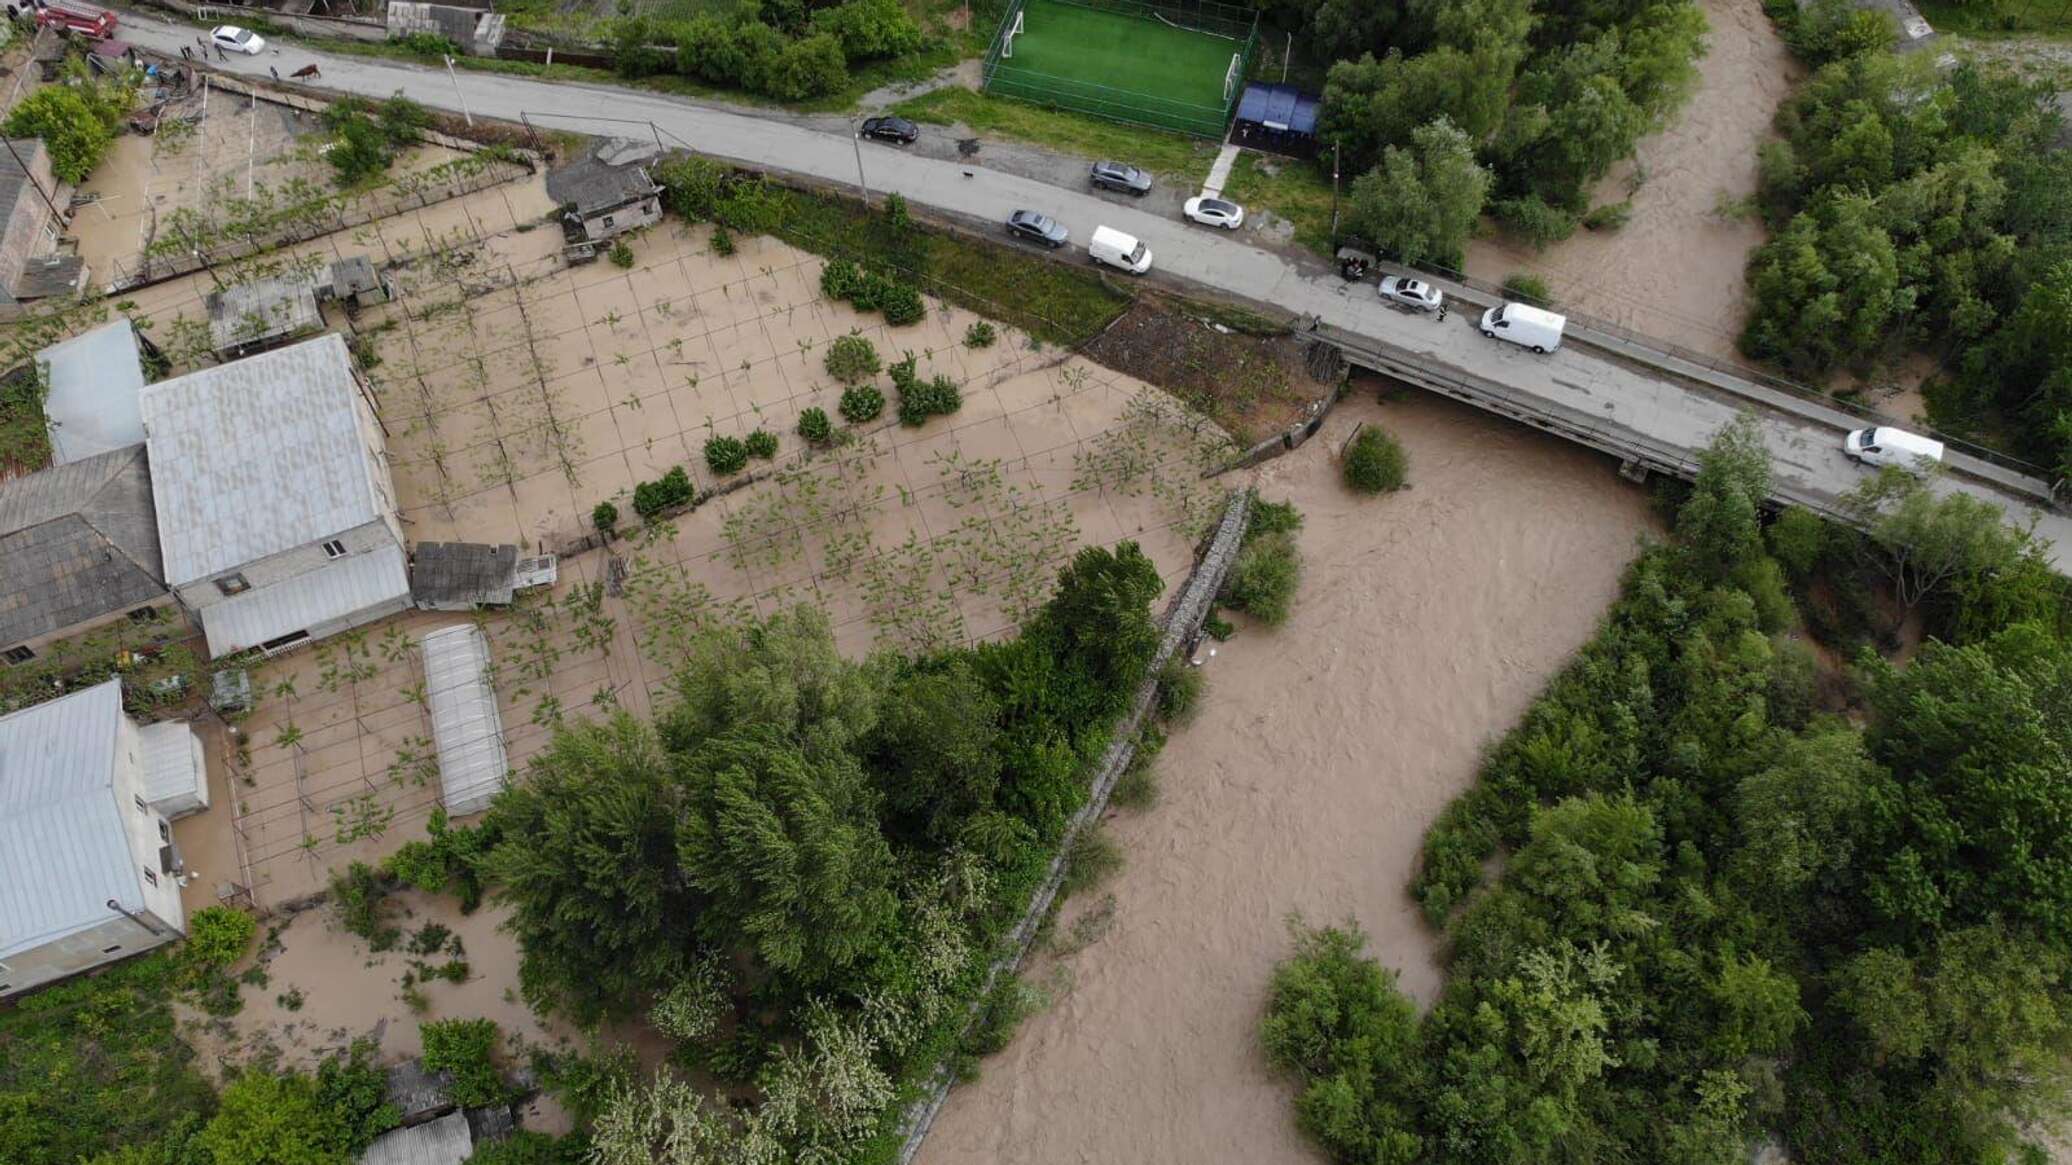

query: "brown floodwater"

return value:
[916, 385, 1661, 1165]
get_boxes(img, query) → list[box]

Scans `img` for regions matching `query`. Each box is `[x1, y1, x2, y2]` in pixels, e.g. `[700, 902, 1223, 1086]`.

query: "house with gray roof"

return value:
[0, 680, 197, 998]
[0, 444, 171, 668]
[546, 138, 663, 242]
[37, 318, 151, 465]
[140, 334, 410, 659]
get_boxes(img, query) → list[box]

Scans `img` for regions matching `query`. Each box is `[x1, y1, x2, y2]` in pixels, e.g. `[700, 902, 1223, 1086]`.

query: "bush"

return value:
[744, 429, 779, 459]
[796, 407, 834, 444]
[1491, 196, 1578, 248]
[632, 466, 695, 516]
[897, 373, 962, 427]
[184, 906, 257, 970]
[420, 1018, 506, 1108]
[1784, 0, 1897, 62]
[3, 82, 124, 184]
[1501, 272, 1554, 306]
[824, 333, 881, 383]
[329, 862, 400, 951]
[811, 0, 925, 60]
[964, 321, 998, 349]
[1062, 827, 1123, 896]
[607, 240, 634, 268]
[393, 32, 460, 58]
[820, 258, 864, 301]
[709, 223, 736, 256]
[1223, 529, 1302, 625]
[839, 384, 885, 424]
[1155, 657, 1204, 723]
[880, 282, 926, 326]
[591, 501, 619, 537]
[960, 976, 1042, 1061]
[1343, 426, 1409, 495]
[704, 435, 749, 476]
[1581, 201, 1633, 231]
[655, 156, 727, 220]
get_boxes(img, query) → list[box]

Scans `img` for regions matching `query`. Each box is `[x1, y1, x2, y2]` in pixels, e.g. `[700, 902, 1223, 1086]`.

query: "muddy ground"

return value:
[918, 382, 1661, 1165]
[1082, 299, 1333, 443]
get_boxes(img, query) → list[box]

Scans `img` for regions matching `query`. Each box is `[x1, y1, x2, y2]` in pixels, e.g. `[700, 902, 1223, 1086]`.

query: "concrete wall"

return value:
[579, 194, 662, 242]
[387, 2, 505, 56]
[0, 912, 179, 996]
[4, 595, 182, 669]
[0, 144, 57, 304]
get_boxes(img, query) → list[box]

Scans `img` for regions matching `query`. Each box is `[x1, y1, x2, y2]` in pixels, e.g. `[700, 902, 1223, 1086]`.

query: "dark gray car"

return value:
[1006, 209, 1069, 248]
[1090, 161, 1152, 195]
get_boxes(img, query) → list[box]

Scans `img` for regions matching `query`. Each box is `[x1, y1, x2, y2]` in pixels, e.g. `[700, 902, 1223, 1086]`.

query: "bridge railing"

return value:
[1391, 258, 2058, 486]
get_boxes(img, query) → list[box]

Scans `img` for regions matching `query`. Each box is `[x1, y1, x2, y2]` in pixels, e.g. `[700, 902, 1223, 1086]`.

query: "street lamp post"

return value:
[851, 118, 869, 203]
[444, 55, 473, 128]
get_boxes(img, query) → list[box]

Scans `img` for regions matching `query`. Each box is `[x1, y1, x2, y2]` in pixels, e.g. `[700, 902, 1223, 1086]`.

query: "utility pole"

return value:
[443, 55, 473, 127]
[1328, 142, 1341, 243]
[851, 118, 869, 203]
[1281, 31, 1290, 84]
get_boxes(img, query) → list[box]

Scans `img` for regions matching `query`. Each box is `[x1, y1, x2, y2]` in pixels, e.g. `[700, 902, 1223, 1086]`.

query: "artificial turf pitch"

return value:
[987, 0, 1243, 136]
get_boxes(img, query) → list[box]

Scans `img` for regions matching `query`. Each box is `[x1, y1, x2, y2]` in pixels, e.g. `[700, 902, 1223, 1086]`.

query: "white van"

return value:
[1844, 427, 1944, 473]
[1479, 302, 1566, 354]
[1089, 226, 1152, 275]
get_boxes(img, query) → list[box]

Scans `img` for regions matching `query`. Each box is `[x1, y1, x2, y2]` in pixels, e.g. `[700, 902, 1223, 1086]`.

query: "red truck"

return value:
[32, 1, 118, 39]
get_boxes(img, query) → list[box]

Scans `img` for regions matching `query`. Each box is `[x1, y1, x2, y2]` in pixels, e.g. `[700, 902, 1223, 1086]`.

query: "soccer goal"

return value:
[1002, 7, 1025, 58]
[1223, 51, 1243, 104]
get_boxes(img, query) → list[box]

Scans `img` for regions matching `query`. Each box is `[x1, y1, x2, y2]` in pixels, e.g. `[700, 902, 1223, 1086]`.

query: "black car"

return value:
[859, 116, 920, 145]
[1005, 209, 1069, 248]
[1089, 160, 1152, 195]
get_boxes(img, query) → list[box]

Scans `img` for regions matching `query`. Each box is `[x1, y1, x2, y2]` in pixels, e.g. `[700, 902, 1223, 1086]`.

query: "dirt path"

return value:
[1466, 0, 1800, 361]
[916, 385, 1660, 1165]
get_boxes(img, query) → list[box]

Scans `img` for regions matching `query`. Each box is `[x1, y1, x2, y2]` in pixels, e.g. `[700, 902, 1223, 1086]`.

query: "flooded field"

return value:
[1466, 0, 1798, 361]
[917, 386, 1660, 1165]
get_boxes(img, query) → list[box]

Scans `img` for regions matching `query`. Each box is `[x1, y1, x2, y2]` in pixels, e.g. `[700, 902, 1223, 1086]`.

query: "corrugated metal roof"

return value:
[0, 445, 166, 649]
[38, 319, 147, 465]
[0, 681, 139, 962]
[138, 721, 206, 817]
[420, 624, 507, 816]
[359, 1111, 473, 1165]
[140, 334, 383, 585]
[198, 543, 410, 657]
[206, 274, 322, 351]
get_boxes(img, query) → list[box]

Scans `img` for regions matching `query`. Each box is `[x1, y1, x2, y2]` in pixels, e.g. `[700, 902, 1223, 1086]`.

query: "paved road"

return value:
[123, 16, 2072, 568]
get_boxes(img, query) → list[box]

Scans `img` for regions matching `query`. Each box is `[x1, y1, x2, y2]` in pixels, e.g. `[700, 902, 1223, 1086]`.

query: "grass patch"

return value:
[889, 86, 1221, 178]
[1218, 151, 1337, 255]
[759, 183, 1132, 344]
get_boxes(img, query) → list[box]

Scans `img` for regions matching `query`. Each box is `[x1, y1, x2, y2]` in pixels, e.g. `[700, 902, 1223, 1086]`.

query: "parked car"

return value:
[211, 24, 265, 54]
[1089, 225, 1152, 275]
[1183, 196, 1244, 230]
[36, 1, 114, 38]
[1005, 209, 1069, 249]
[1844, 427, 1944, 474]
[1478, 302, 1565, 353]
[1378, 276, 1443, 312]
[1090, 161, 1152, 196]
[858, 116, 919, 145]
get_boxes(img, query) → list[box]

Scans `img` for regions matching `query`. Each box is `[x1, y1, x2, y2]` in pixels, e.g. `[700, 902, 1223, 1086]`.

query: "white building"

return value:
[0, 681, 199, 998]
[140, 334, 411, 659]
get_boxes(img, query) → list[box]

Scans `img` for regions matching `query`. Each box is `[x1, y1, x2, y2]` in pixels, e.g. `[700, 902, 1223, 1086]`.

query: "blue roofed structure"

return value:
[1233, 83, 1320, 156]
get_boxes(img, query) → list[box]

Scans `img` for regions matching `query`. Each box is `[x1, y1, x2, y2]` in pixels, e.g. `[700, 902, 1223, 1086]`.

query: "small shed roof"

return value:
[411, 542, 517, 610]
[358, 1110, 473, 1165]
[138, 720, 207, 817]
[420, 624, 508, 816]
[140, 334, 385, 586]
[546, 138, 662, 217]
[332, 256, 383, 299]
[38, 319, 148, 465]
[1234, 83, 1320, 135]
[206, 273, 322, 352]
[0, 681, 138, 963]
[0, 444, 165, 649]
[197, 542, 410, 657]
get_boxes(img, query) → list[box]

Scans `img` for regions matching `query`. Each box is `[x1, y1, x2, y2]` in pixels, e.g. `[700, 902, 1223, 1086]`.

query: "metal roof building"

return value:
[206, 272, 323, 356]
[359, 1111, 473, 1165]
[37, 319, 149, 465]
[1232, 83, 1321, 156]
[420, 624, 508, 816]
[0, 681, 191, 995]
[546, 138, 663, 242]
[0, 444, 168, 662]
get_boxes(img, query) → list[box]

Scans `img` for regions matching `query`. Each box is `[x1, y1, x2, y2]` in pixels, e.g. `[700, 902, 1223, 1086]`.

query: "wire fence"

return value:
[980, 0, 1258, 138]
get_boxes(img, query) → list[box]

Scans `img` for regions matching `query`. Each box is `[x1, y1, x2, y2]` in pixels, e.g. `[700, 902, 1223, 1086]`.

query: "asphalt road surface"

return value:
[121, 14, 2072, 569]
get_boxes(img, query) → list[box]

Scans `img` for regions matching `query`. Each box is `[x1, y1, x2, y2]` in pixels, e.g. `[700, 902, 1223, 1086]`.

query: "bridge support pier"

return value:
[1618, 458, 1650, 485]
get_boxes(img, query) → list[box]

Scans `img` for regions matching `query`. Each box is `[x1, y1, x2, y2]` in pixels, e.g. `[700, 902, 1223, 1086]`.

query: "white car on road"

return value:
[1378, 276, 1444, 312]
[1183, 196, 1244, 230]
[211, 25, 266, 54]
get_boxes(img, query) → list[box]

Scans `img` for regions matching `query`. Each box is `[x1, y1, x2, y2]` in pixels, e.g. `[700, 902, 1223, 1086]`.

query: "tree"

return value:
[479, 715, 696, 1022]
[1740, 193, 1910, 374]
[1860, 624, 2072, 942]
[810, 0, 922, 59]
[1961, 261, 2072, 475]
[419, 1019, 505, 1108]
[1841, 468, 2031, 612]
[675, 730, 899, 980]
[1343, 117, 1491, 267]
[1495, 35, 1649, 208]
[663, 606, 880, 759]
[1676, 414, 1771, 583]
[1729, 726, 1879, 920]
[1034, 542, 1165, 697]
[195, 1071, 337, 1165]
[870, 659, 1002, 840]
[3, 83, 122, 184]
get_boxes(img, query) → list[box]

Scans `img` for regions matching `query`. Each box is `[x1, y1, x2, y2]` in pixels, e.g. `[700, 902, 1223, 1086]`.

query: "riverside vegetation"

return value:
[1261, 416, 2072, 1164]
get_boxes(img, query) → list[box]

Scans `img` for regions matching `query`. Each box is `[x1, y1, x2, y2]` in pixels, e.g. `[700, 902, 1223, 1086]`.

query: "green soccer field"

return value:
[984, 0, 1249, 137]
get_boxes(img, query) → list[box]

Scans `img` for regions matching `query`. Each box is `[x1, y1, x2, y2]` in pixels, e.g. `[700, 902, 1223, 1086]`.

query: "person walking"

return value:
[179, 45, 191, 60]
[1436, 302, 1449, 324]
[270, 65, 279, 81]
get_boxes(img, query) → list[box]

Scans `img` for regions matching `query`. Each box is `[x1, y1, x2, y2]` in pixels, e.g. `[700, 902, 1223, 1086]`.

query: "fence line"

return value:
[894, 487, 1254, 1163]
[1041, 0, 1259, 38]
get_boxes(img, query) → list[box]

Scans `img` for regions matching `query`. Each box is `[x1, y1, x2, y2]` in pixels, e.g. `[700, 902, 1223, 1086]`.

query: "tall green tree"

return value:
[1740, 193, 1911, 374]
[1343, 117, 1492, 266]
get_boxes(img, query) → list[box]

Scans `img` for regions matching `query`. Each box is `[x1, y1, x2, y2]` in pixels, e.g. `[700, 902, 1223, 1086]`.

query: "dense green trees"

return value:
[1264, 421, 2072, 1164]
[638, 0, 925, 100]
[1343, 119, 1491, 268]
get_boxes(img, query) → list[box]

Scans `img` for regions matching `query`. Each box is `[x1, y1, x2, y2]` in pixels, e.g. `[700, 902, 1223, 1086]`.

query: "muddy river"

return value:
[916, 386, 1661, 1164]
